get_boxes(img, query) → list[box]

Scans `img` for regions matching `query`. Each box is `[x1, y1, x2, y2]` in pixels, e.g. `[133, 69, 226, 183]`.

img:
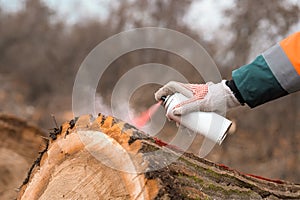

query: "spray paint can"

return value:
[162, 93, 232, 144]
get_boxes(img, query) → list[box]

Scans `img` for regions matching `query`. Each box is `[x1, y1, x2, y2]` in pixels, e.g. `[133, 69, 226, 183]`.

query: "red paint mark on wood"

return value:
[245, 174, 284, 184]
[216, 163, 284, 184]
[153, 137, 183, 151]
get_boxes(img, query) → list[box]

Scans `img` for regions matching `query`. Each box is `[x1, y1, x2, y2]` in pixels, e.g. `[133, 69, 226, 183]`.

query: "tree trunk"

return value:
[18, 114, 300, 200]
[0, 114, 45, 200]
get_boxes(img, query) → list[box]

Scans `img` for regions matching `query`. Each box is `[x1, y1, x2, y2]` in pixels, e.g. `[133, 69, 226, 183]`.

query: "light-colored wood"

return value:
[18, 115, 159, 200]
[18, 114, 300, 200]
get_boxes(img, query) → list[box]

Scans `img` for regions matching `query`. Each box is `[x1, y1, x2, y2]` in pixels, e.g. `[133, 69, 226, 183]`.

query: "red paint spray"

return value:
[132, 101, 162, 128]
[132, 100, 182, 151]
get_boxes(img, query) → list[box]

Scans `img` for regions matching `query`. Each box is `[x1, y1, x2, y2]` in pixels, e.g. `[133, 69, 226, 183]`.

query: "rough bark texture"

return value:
[0, 114, 45, 200]
[18, 114, 300, 200]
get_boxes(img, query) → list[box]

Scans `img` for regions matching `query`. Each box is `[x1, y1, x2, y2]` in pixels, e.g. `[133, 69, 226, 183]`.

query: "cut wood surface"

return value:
[0, 114, 45, 200]
[18, 114, 300, 200]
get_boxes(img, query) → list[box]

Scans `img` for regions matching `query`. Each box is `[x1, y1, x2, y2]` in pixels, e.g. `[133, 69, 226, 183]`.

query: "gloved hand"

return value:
[155, 80, 241, 116]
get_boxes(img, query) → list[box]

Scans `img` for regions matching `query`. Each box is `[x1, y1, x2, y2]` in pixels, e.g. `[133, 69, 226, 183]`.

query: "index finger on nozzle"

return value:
[154, 89, 165, 101]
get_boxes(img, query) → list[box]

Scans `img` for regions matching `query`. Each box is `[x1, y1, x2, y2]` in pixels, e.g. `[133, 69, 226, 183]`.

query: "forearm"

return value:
[231, 32, 300, 108]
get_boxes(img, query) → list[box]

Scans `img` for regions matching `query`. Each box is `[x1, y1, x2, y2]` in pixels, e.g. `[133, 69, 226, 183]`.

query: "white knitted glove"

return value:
[155, 81, 241, 116]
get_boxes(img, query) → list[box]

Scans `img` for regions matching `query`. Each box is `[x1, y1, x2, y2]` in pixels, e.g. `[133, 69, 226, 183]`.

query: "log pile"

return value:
[0, 114, 45, 200]
[17, 114, 300, 199]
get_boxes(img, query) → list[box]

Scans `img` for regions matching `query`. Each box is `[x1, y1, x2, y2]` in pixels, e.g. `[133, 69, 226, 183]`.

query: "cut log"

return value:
[0, 114, 45, 200]
[18, 114, 300, 200]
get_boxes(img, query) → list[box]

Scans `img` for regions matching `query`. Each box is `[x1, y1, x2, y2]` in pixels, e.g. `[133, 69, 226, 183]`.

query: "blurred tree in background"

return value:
[0, 0, 299, 182]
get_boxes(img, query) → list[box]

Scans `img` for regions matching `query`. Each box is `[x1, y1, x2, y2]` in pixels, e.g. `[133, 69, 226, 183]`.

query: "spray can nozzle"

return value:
[160, 96, 167, 102]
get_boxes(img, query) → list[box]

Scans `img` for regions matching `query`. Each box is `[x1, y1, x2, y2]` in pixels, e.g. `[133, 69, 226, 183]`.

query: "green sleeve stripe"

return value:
[232, 55, 288, 108]
[263, 43, 300, 93]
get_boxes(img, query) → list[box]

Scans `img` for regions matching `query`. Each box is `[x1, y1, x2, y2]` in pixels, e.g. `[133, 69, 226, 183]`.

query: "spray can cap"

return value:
[161, 95, 171, 107]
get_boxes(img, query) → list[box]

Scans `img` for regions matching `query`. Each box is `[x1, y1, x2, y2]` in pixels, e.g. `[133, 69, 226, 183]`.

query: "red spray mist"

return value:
[132, 101, 162, 128]
[132, 99, 182, 151]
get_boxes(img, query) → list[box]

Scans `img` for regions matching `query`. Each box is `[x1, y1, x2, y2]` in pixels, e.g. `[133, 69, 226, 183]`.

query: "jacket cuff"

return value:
[225, 80, 245, 105]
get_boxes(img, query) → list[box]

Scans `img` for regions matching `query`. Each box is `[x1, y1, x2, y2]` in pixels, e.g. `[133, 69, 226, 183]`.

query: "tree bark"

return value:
[0, 114, 45, 200]
[18, 114, 300, 200]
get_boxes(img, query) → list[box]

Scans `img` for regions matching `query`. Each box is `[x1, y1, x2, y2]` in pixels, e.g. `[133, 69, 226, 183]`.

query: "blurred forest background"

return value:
[0, 0, 299, 182]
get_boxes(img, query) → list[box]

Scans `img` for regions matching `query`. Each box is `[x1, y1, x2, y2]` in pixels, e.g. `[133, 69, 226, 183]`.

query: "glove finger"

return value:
[173, 95, 214, 115]
[154, 81, 193, 101]
[173, 98, 202, 115]
[164, 81, 193, 97]
[154, 87, 173, 101]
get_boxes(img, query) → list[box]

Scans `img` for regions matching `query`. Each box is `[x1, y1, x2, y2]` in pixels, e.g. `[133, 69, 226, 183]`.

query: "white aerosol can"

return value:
[162, 93, 232, 144]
